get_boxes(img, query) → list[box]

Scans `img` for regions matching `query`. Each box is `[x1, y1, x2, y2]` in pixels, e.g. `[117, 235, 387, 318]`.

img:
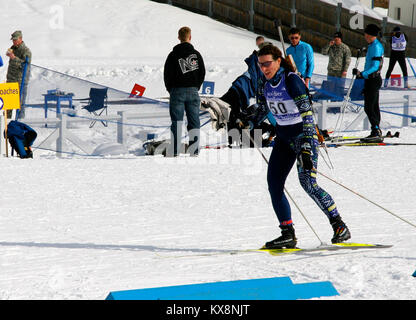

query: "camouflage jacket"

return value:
[321, 42, 351, 72]
[6, 41, 31, 84]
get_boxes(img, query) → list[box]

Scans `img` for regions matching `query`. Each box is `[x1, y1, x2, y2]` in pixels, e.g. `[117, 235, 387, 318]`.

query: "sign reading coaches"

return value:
[0, 82, 21, 110]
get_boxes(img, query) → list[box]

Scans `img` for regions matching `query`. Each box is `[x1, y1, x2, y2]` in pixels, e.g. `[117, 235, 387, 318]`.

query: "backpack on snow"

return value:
[143, 139, 188, 156]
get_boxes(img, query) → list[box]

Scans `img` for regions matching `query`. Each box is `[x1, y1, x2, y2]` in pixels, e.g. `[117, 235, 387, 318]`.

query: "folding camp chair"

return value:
[82, 87, 109, 128]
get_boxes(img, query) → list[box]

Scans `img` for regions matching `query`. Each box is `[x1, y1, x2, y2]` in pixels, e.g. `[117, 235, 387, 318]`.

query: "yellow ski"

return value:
[257, 243, 392, 256]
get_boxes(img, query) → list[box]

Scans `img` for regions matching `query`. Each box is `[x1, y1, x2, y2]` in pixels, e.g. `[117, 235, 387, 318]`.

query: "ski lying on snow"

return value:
[326, 130, 399, 143]
[324, 141, 416, 148]
[381, 86, 416, 91]
[257, 242, 392, 256]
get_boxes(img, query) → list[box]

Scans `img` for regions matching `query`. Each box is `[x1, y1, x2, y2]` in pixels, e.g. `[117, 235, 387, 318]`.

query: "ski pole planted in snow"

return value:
[333, 48, 362, 135]
[407, 57, 416, 78]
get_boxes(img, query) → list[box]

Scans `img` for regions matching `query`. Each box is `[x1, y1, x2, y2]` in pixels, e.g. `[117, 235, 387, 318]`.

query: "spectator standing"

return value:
[353, 24, 384, 141]
[322, 32, 351, 78]
[286, 28, 314, 87]
[6, 30, 32, 119]
[384, 26, 409, 88]
[164, 26, 205, 157]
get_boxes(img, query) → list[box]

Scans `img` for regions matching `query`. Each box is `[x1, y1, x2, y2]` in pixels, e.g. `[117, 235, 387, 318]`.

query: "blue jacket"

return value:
[7, 120, 36, 141]
[0, 55, 3, 67]
[230, 50, 264, 107]
[362, 38, 384, 79]
[286, 41, 314, 79]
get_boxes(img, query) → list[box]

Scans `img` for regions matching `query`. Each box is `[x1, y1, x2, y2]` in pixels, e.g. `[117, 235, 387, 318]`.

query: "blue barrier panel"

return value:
[106, 276, 339, 300]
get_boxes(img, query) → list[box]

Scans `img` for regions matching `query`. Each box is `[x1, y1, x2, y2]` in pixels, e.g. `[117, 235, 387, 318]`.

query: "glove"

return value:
[236, 118, 253, 130]
[298, 141, 313, 170]
[352, 68, 361, 77]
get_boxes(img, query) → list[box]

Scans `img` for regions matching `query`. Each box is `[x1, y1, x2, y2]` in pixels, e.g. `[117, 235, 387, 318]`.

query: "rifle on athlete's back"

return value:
[273, 19, 297, 73]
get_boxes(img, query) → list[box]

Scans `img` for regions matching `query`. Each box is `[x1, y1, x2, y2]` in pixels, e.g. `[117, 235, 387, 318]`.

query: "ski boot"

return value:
[361, 126, 383, 143]
[22, 146, 33, 159]
[263, 224, 297, 249]
[330, 215, 351, 244]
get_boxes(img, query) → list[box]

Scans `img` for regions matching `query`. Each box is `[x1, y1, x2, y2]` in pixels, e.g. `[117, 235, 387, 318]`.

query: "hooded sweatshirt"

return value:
[164, 42, 205, 93]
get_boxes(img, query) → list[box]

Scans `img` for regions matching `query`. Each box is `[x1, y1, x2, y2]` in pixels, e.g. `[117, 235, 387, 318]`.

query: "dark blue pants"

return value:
[169, 87, 200, 156]
[267, 135, 339, 226]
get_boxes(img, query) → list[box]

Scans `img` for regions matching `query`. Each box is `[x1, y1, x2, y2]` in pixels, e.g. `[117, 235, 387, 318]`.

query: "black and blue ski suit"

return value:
[256, 68, 339, 226]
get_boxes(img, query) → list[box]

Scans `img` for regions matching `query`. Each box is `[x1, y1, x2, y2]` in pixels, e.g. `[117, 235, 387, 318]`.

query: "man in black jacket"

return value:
[164, 26, 205, 157]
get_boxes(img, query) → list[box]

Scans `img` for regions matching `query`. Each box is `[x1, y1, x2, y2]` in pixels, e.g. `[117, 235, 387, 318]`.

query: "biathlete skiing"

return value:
[251, 44, 351, 249]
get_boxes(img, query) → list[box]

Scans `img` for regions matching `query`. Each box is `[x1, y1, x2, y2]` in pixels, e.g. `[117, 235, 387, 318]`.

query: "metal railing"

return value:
[0, 110, 170, 157]
[314, 95, 415, 131]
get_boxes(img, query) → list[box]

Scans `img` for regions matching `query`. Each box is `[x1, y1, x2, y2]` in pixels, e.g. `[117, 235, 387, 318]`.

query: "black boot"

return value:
[263, 224, 297, 249]
[361, 127, 383, 142]
[330, 215, 351, 244]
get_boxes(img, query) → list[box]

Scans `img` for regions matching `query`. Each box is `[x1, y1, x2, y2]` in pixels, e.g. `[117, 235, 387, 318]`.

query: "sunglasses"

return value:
[290, 36, 300, 40]
[258, 61, 275, 68]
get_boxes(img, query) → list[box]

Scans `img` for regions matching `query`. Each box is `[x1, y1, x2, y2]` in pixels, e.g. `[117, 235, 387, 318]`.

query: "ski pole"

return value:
[407, 57, 416, 78]
[334, 49, 362, 135]
[316, 169, 416, 229]
[344, 49, 361, 104]
[16, 56, 29, 120]
[246, 128, 325, 245]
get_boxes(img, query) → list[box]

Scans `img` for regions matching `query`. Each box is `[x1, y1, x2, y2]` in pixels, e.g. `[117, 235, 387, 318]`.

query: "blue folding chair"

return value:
[82, 87, 108, 128]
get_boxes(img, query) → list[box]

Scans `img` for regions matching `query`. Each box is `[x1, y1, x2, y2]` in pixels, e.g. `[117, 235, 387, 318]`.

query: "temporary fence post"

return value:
[336, 3, 342, 32]
[381, 17, 388, 46]
[403, 95, 410, 127]
[0, 112, 3, 156]
[317, 100, 328, 130]
[117, 111, 127, 145]
[208, 0, 213, 17]
[363, 117, 369, 130]
[57, 113, 66, 157]
[249, 0, 254, 31]
[291, 0, 297, 28]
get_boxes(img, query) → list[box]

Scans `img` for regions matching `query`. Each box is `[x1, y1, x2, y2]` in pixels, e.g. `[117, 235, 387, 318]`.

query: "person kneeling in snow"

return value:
[6, 121, 37, 158]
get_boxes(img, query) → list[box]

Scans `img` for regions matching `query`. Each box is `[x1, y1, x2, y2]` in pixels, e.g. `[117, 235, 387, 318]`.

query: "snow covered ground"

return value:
[0, 0, 415, 300]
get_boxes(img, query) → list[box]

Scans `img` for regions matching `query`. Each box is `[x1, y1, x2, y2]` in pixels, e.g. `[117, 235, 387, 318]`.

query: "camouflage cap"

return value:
[11, 30, 22, 40]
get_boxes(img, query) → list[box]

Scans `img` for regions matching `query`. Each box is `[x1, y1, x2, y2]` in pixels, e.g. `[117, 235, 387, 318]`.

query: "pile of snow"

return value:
[92, 143, 129, 156]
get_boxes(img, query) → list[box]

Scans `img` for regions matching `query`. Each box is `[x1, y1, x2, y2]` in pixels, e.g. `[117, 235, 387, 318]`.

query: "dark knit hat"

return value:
[364, 24, 380, 36]
[333, 32, 342, 39]
[393, 26, 401, 32]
